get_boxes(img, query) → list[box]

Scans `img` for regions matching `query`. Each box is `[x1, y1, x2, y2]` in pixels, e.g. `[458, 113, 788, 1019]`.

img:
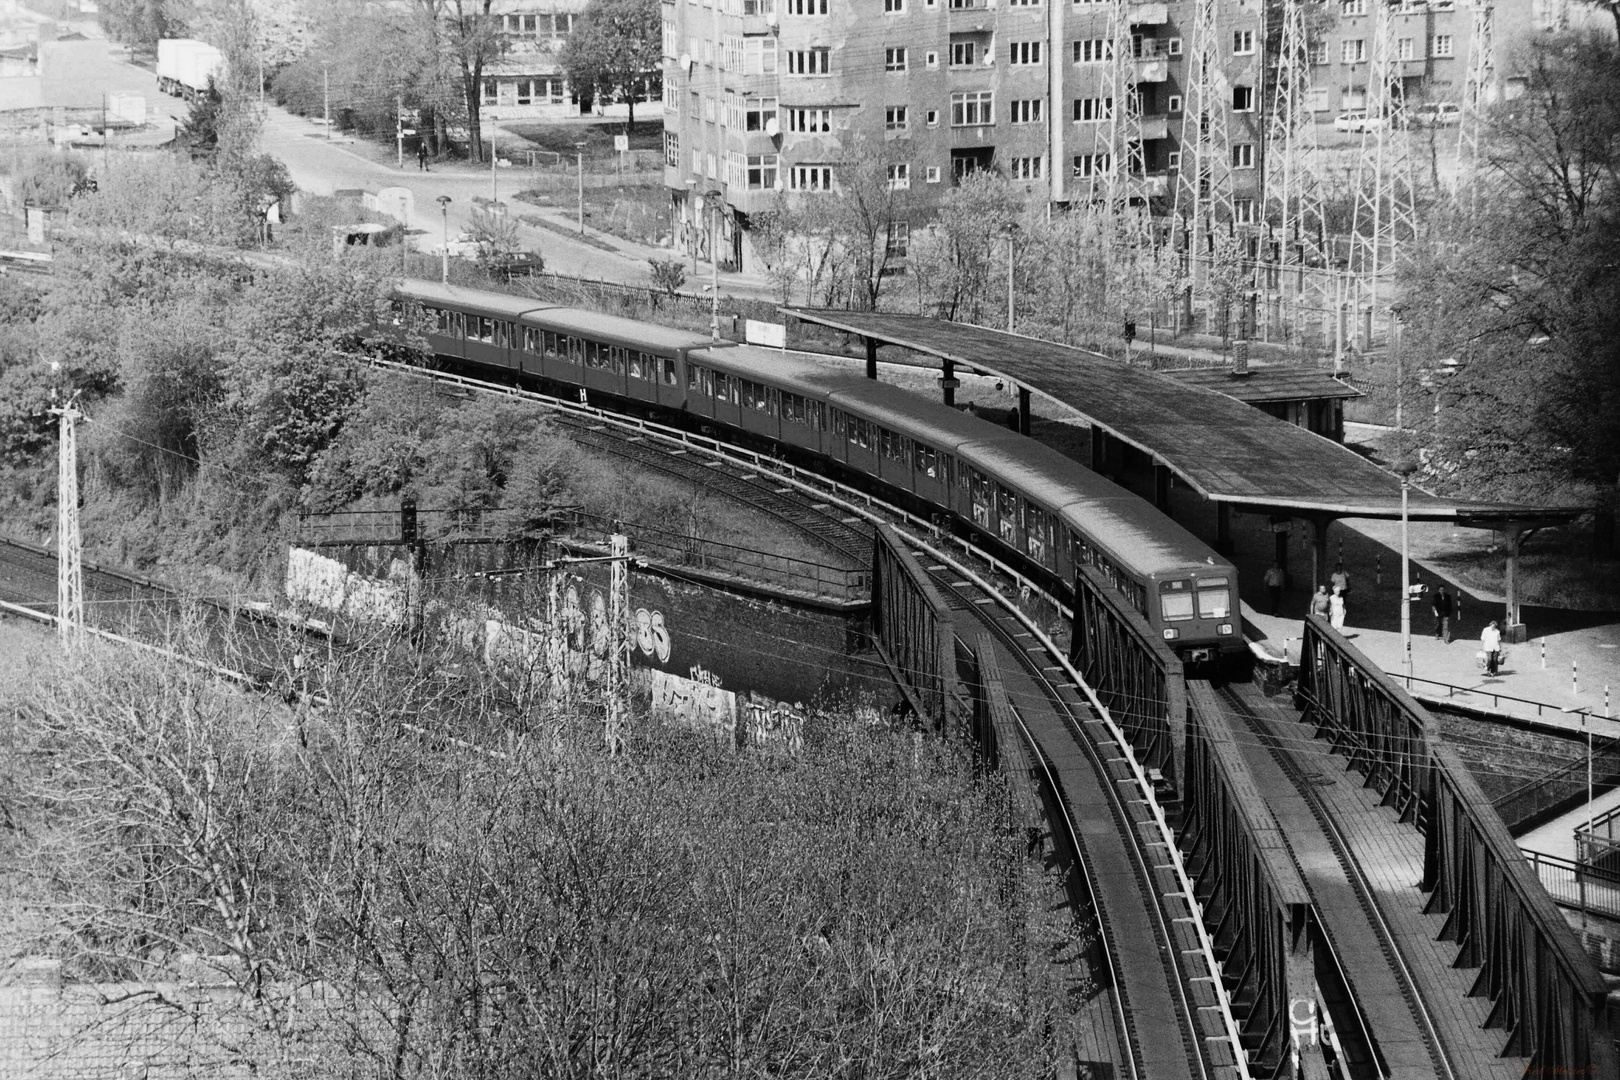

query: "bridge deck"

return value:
[1235, 688, 1526, 1079]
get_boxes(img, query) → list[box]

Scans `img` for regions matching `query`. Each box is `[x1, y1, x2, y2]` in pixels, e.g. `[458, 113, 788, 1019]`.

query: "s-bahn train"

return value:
[389, 279, 1243, 663]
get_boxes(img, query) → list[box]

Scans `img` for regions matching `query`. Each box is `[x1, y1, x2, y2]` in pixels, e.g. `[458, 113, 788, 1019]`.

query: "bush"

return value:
[648, 256, 686, 294]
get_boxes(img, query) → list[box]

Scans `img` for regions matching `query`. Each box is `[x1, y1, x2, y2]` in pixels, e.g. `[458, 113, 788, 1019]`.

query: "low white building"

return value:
[478, 1, 590, 121]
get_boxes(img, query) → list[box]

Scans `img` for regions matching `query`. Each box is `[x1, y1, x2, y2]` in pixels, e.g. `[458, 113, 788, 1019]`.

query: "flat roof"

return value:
[1162, 366, 1363, 404]
[781, 309, 1580, 525]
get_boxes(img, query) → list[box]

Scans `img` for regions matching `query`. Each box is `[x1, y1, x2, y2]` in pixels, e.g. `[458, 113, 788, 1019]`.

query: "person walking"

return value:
[1432, 586, 1453, 643]
[417, 142, 429, 171]
[1310, 584, 1331, 619]
[1264, 561, 1285, 616]
[1328, 585, 1346, 631]
[1330, 564, 1350, 601]
[1481, 620, 1503, 676]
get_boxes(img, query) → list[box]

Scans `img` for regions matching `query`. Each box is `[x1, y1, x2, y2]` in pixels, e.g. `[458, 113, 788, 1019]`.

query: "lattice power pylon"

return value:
[1172, 0, 1235, 299]
[1093, 0, 1150, 242]
[1454, 0, 1495, 202]
[1265, 0, 1330, 340]
[1348, 0, 1419, 337]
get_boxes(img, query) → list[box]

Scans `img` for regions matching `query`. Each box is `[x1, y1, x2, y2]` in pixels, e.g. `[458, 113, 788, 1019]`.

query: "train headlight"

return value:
[1218, 623, 1233, 635]
[1162, 628, 1179, 641]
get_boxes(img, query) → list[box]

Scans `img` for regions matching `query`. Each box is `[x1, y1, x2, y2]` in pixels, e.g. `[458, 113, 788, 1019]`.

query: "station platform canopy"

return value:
[781, 307, 1578, 530]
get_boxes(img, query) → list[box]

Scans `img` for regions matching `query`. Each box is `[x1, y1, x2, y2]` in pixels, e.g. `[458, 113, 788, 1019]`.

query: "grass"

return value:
[498, 119, 666, 158]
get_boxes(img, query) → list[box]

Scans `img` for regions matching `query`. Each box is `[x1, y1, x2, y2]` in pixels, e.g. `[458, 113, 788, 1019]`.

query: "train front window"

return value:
[1160, 580, 1195, 621]
[1197, 578, 1231, 619]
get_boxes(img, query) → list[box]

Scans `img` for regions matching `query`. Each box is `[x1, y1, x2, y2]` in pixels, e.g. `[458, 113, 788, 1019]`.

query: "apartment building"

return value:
[660, 0, 1596, 272]
[479, 0, 591, 120]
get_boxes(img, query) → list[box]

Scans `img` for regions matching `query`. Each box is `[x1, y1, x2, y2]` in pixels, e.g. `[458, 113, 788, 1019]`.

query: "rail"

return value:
[1490, 737, 1620, 836]
[1392, 670, 1614, 725]
[363, 355, 1251, 1078]
[1299, 615, 1616, 1076]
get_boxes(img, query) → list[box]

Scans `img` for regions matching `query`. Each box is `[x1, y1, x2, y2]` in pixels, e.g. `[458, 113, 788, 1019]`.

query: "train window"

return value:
[688, 364, 702, 391]
[663, 358, 678, 385]
[473, 317, 494, 343]
[493, 322, 510, 348]
[583, 341, 603, 369]
[811, 401, 823, 430]
[614, 346, 631, 374]
[765, 388, 779, 416]
[1160, 580, 1195, 621]
[1026, 506, 1048, 561]
[1196, 578, 1231, 618]
[741, 381, 757, 410]
[522, 327, 539, 352]
[428, 307, 449, 333]
[996, 485, 1018, 543]
[627, 351, 645, 379]
[830, 409, 845, 438]
[914, 445, 938, 478]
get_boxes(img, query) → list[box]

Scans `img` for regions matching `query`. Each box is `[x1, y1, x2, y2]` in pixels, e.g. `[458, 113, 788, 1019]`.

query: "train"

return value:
[388, 279, 1244, 663]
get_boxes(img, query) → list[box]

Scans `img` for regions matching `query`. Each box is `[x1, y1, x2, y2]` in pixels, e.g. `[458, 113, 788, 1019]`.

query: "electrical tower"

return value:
[1172, 0, 1235, 304]
[1094, 0, 1150, 240]
[49, 391, 83, 648]
[1265, 0, 1330, 342]
[1455, 0, 1495, 201]
[1348, 0, 1419, 341]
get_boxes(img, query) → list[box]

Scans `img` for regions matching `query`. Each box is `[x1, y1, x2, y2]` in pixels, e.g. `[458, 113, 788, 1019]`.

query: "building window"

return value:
[691, 149, 701, 174]
[1431, 34, 1454, 57]
[885, 0, 905, 10]
[747, 153, 779, 188]
[1231, 143, 1254, 168]
[664, 131, 679, 167]
[745, 96, 777, 131]
[950, 91, 994, 126]
[1234, 198, 1255, 224]
[1309, 40, 1329, 64]
[950, 40, 977, 66]
[786, 0, 828, 13]
[1309, 86, 1330, 111]
[1074, 38, 1112, 63]
[1072, 96, 1113, 121]
[887, 162, 910, 189]
[742, 0, 776, 12]
[1340, 0, 1365, 14]
[1009, 155, 1043, 179]
[886, 105, 909, 130]
[925, 166, 942, 182]
[790, 164, 834, 190]
[1167, 93, 1182, 112]
[739, 37, 779, 74]
[926, 109, 939, 126]
[703, 95, 716, 122]
[688, 90, 701, 119]
[482, 78, 498, 105]
[1009, 98, 1042, 124]
[1341, 39, 1366, 62]
[1232, 85, 1253, 111]
[788, 47, 831, 74]
[1166, 150, 1180, 169]
[886, 46, 908, 71]
[1008, 41, 1042, 64]
[1232, 29, 1254, 55]
[788, 107, 832, 132]
[1167, 37, 1182, 55]
[886, 221, 910, 257]
[1071, 152, 1111, 176]
[926, 50, 939, 69]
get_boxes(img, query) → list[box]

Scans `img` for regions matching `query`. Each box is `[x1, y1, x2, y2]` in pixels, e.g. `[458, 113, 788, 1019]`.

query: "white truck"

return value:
[156, 38, 224, 102]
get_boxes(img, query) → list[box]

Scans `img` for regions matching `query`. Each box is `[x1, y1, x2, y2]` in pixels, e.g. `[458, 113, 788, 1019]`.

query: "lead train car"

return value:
[391, 280, 1241, 661]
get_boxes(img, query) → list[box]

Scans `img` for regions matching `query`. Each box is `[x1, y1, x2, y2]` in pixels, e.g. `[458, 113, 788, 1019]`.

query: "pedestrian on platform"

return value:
[1310, 585, 1331, 619]
[418, 142, 429, 171]
[1481, 620, 1503, 675]
[1264, 561, 1285, 616]
[1330, 565, 1350, 601]
[1432, 586, 1453, 643]
[1328, 586, 1346, 631]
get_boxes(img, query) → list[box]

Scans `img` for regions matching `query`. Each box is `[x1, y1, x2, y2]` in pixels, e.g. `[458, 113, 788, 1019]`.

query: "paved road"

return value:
[259, 106, 779, 300]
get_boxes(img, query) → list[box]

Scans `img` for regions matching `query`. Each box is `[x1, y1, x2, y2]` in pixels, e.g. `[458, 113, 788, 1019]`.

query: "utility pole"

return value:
[49, 389, 83, 650]
[576, 143, 586, 234]
[322, 62, 331, 141]
[396, 94, 404, 169]
[437, 194, 452, 283]
[491, 129, 498, 203]
[1005, 226, 1016, 332]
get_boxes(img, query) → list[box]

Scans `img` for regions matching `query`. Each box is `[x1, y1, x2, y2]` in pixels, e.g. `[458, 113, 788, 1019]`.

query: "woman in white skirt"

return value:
[1328, 585, 1347, 631]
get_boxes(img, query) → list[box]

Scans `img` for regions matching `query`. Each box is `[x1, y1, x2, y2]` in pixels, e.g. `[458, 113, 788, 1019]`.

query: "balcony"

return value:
[1139, 115, 1170, 140]
[1135, 58, 1169, 82]
[1128, 2, 1169, 25]
[1142, 172, 1169, 197]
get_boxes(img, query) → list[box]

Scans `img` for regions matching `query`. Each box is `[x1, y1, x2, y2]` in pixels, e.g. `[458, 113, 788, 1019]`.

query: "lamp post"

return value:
[490, 129, 498, 203]
[1003, 223, 1018, 332]
[436, 194, 452, 283]
[703, 189, 722, 342]
[685, 178, 698, 275]
[576, 141, 587, 235]
[322, 61, 331, 141]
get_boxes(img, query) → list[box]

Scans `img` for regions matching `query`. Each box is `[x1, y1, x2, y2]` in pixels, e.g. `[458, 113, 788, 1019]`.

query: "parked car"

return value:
[1412, 102, 1461, 126]
[1333, 110, 1368, 132]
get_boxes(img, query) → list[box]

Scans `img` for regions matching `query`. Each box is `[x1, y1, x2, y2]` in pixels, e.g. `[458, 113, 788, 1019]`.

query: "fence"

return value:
[1522, 848, 1620, 921]
[1298, 615, 1616, 1077]
[1068, 564, 1186, 791]
[869, 524, 957, 732]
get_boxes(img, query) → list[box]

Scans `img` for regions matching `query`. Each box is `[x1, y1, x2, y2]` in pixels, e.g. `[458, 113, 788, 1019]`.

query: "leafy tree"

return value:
[560, 0, 662, 125]
[909, 173, 1021, 323]
[7, 149, 92, 207]
[648, 256, 686, 294]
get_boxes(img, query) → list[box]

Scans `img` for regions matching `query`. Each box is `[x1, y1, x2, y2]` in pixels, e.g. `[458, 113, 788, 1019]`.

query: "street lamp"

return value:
[1002, 223, 1018, 332]
[685, 178, 698, 275]
[703, 189, 722, 342]
[576, 141, 588, 235]
[436, 195, 452, 283]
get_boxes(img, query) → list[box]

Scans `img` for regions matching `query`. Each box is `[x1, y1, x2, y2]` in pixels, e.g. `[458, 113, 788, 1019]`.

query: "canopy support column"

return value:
[1309, 515, 1335, 592]
[1017, 387, 1030, 436]
[939, 360, 958, 408]
[1503, 524, 1532, 643]
[864, 336, 878, 380]
[1216, 502, 1233, 555]
[1153, 464, 1172, 514]
[1090, 426, 1106, 472]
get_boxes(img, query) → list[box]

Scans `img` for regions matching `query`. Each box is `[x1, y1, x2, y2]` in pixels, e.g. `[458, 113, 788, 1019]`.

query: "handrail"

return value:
[361, 355, 1250, 1079]
[1392, 670, 1616, 726]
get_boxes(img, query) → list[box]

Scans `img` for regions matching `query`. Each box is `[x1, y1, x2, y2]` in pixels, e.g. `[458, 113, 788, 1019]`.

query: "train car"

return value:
[693, 346, 1241, 661]
[388, 280, 1240, 661]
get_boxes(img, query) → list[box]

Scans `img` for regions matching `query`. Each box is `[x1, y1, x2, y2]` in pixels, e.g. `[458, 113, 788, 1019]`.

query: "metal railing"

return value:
[1392, 670, 1614, 725]
[1521, 848, 1620, 921]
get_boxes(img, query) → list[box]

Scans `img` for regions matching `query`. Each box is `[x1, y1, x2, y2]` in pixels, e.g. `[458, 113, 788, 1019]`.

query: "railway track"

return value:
[1211, 680, 1459, 1080]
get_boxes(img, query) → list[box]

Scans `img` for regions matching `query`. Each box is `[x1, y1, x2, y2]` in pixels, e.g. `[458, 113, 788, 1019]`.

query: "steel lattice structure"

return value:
[1455, 0, 1496, 203]
[1348, 0, 1419, 335]
[1172, 0, 1235, 298]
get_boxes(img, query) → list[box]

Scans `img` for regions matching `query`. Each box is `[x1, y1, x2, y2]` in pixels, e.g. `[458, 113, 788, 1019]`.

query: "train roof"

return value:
[698, 347, 1232, 577]
[522, 307, 716, 353]
[397, 278, 558, 321]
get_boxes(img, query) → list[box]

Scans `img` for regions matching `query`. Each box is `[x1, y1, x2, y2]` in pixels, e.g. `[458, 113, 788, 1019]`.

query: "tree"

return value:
[439, 0, 502, 165]
[909, 173, 1021, 323]
[560, 0, 662, 126]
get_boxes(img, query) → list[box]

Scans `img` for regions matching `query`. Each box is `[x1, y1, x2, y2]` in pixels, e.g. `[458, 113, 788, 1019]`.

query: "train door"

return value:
[967, 468, 992, 532]
[712, 370, 742, 428]
[844, 415, 878, 477]
[491, 320, 517, 371]
[431, 307, 466, 362]
[913, 444, 945, 507]
[738, 380, 775, 439]
[540, 331, 580, 387]
[779, 393, 815, 452]
[464, 315, 499, 370]
[625, 348, 659, 406]
[687, 363, 716, 420]
[877, 429, 910, 490]
[656, 354, 682, 409]
[1024, 502, 1056, 573]
[580, 339, 619, 395]
[995, 484, 1020, 551]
